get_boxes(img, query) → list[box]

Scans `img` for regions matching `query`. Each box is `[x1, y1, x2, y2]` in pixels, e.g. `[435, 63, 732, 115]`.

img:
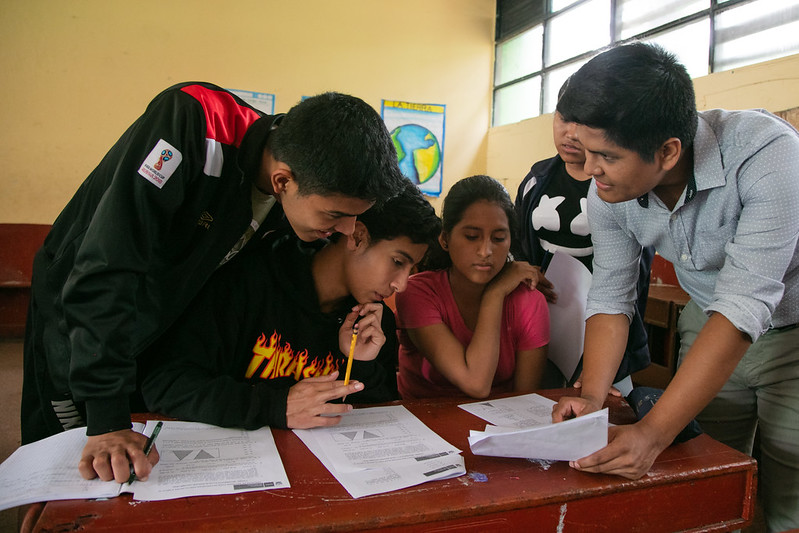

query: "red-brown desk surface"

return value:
[21, 389, 756, 532]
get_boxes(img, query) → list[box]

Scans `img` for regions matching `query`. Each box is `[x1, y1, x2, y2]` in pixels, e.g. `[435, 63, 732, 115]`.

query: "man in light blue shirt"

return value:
[552, 42, 799, 533]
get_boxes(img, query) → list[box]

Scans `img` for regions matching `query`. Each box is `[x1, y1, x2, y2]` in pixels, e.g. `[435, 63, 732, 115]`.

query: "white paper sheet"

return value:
[458, 393, 556, 428]
[0, 420, 290, 510]
[294, 405, 465, 498]
[545, 251, 593, 381]
[296, 405, 459, 473]
[131, 420, 290, 501]
[467, 409, 608, 461]
[0, 426, 130, 511]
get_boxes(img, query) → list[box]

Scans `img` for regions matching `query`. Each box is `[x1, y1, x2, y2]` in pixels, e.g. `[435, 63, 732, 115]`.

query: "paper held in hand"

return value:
[460, 393, 609, 462]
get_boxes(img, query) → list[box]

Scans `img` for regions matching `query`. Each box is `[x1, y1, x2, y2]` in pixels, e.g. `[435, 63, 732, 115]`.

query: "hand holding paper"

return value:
[468, 409, 609, 461]
[460, 393, 609, 462]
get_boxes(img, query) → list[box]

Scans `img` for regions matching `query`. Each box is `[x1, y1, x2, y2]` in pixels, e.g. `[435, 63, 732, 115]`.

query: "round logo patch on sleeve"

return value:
[138, 139, 183, 188]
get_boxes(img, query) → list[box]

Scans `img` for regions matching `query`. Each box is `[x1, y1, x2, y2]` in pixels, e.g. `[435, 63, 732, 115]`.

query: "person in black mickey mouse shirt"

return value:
[514, 79, 654, 388]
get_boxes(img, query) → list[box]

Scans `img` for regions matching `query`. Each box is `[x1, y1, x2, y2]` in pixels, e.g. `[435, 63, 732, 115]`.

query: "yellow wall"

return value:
[0, 0, 495, 223]
[4, 1, 798, 224]
[489, 52, 799, 199]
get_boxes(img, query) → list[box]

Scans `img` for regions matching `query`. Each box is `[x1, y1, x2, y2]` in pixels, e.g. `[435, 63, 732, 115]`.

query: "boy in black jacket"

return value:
[139, 183, 441, 430]
[22, 83, 405, 483]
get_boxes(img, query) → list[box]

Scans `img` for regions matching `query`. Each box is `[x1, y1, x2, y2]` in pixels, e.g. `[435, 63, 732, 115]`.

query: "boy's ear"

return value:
[270, 162, 294, 195]
[658, 138, 682, 171]
[347, 221, 370, 251]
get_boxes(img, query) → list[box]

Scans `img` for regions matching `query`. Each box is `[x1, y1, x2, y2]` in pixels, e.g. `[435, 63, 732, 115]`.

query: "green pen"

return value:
[127, 420, 163, 484]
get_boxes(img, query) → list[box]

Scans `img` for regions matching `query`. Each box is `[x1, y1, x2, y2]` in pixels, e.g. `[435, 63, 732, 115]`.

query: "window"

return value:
[493, 0, 799, 126]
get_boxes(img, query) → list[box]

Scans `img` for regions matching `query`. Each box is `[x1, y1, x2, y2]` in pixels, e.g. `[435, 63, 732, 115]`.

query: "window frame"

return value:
[492, 0, 782, 126]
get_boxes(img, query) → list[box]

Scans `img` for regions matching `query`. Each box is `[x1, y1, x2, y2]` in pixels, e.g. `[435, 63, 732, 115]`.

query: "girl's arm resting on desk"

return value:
[570, 312, 751, 480]
[407, 278, 511, 398]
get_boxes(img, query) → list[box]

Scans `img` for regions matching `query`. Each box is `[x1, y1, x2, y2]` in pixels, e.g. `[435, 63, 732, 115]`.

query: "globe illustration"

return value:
[390, 124, 441, 185]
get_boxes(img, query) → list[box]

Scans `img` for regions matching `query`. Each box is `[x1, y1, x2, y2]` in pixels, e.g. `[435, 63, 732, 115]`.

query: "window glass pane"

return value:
[551, 0, 580, 12]
[546, 0, 611, 66]
[542, 58, 590, 114]
[643, 19, 711, 78]
[617, 0, 706, 40]
[714, 0, 799, 72]
[495, 25, 544, 86]
[493, 77, 542, 127]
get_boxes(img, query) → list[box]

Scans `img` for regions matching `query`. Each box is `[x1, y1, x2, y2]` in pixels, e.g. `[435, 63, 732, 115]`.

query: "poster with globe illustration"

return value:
[381, 100, 445, 197]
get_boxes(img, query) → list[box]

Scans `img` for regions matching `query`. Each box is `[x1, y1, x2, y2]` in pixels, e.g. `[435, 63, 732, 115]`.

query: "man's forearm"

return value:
[638, 312, 751, 445]
[581, 314, 630, 406]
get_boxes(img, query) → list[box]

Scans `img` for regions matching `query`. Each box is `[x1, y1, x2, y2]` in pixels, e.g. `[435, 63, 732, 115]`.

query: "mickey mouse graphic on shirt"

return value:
[531, 176, 594, 265]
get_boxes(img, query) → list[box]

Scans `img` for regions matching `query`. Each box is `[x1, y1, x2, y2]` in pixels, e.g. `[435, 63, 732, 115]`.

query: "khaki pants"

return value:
[677, 300, 799, 533]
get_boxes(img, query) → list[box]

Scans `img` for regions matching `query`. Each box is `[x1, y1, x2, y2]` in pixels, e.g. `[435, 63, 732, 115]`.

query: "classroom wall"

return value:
[0, 0, 495, 224]
[488, 52, 799, 198]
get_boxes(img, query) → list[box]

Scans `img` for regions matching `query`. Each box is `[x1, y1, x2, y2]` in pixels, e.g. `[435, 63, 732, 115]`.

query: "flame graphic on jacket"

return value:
[245, 331, 339, 381]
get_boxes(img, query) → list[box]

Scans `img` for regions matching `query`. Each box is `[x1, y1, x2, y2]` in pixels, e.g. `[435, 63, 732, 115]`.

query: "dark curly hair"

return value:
[357, 180, 441, 251]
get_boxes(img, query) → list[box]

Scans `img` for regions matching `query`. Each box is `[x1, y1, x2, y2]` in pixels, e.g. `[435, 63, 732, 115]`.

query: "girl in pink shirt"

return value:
[396, 175, 550, 399]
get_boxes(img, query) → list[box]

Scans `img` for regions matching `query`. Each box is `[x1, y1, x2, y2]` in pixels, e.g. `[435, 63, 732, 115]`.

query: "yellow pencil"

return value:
[344, 326, 358, 386]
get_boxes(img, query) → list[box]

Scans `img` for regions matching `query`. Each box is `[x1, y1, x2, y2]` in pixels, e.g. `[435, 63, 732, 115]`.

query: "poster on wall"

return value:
[228, 88, 276, 114]
[381, 100, 445, 197]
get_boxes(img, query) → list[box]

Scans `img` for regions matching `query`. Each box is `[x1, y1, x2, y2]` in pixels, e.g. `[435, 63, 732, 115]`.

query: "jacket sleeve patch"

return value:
[138, 139, 183, 188]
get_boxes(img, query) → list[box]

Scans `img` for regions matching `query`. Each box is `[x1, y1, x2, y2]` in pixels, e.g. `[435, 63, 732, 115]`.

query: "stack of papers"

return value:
[294, 405, 465, 498]
[460, 393, 608, 462]
[0, 420, 289, 511]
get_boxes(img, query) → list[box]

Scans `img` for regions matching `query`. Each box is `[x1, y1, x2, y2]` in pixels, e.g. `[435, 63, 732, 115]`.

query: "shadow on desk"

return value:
[20, 389, 757, 533]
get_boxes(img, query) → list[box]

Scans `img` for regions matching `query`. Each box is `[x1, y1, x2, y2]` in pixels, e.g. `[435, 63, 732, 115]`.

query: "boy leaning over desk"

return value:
[138, 182, 441, 430]
[22, 82, 406, 485]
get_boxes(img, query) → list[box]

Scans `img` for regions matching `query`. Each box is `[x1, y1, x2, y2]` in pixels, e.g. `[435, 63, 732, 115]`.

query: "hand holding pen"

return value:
[127, 421, 163, 484]
[79, 425, 163, 483]
[338, 303, 385, 365]
[339, 303, 385, 401]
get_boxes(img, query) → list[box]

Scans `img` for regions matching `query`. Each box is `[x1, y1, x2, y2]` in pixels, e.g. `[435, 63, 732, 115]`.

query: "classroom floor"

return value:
[0, 338, 767, 533]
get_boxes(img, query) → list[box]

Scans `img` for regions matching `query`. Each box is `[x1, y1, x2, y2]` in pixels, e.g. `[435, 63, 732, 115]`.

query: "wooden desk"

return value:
[21, 390, 756, 532]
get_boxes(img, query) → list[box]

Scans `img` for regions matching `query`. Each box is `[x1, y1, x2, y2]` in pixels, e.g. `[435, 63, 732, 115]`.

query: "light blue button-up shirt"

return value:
[586, 109, 799, 342]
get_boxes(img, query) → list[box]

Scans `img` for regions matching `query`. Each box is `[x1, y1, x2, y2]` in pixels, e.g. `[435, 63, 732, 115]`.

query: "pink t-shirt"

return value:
[396, 269, 550, 399]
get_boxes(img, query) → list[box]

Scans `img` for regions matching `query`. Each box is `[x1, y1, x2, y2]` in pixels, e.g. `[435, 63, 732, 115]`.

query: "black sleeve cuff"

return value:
[253, 384, 290, 429]
[85, 397, 132, 436]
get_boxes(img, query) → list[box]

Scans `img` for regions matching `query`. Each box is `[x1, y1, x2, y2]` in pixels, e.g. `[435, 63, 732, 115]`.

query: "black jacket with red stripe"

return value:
[27, 82, 286, 437]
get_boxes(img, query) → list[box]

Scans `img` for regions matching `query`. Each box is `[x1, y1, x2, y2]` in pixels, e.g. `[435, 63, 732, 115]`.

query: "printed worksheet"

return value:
[0, 424, 145, 511]
[296, 405, 460, 473]
[459, 392, 556, 428]
[131, 420, 289, 501]
[0, 420, 289, 511]
[294, 405, 464, 498]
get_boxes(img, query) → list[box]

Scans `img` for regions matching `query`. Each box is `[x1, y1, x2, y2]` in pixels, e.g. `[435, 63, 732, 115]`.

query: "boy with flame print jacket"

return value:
[140, 183, 440, 429]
